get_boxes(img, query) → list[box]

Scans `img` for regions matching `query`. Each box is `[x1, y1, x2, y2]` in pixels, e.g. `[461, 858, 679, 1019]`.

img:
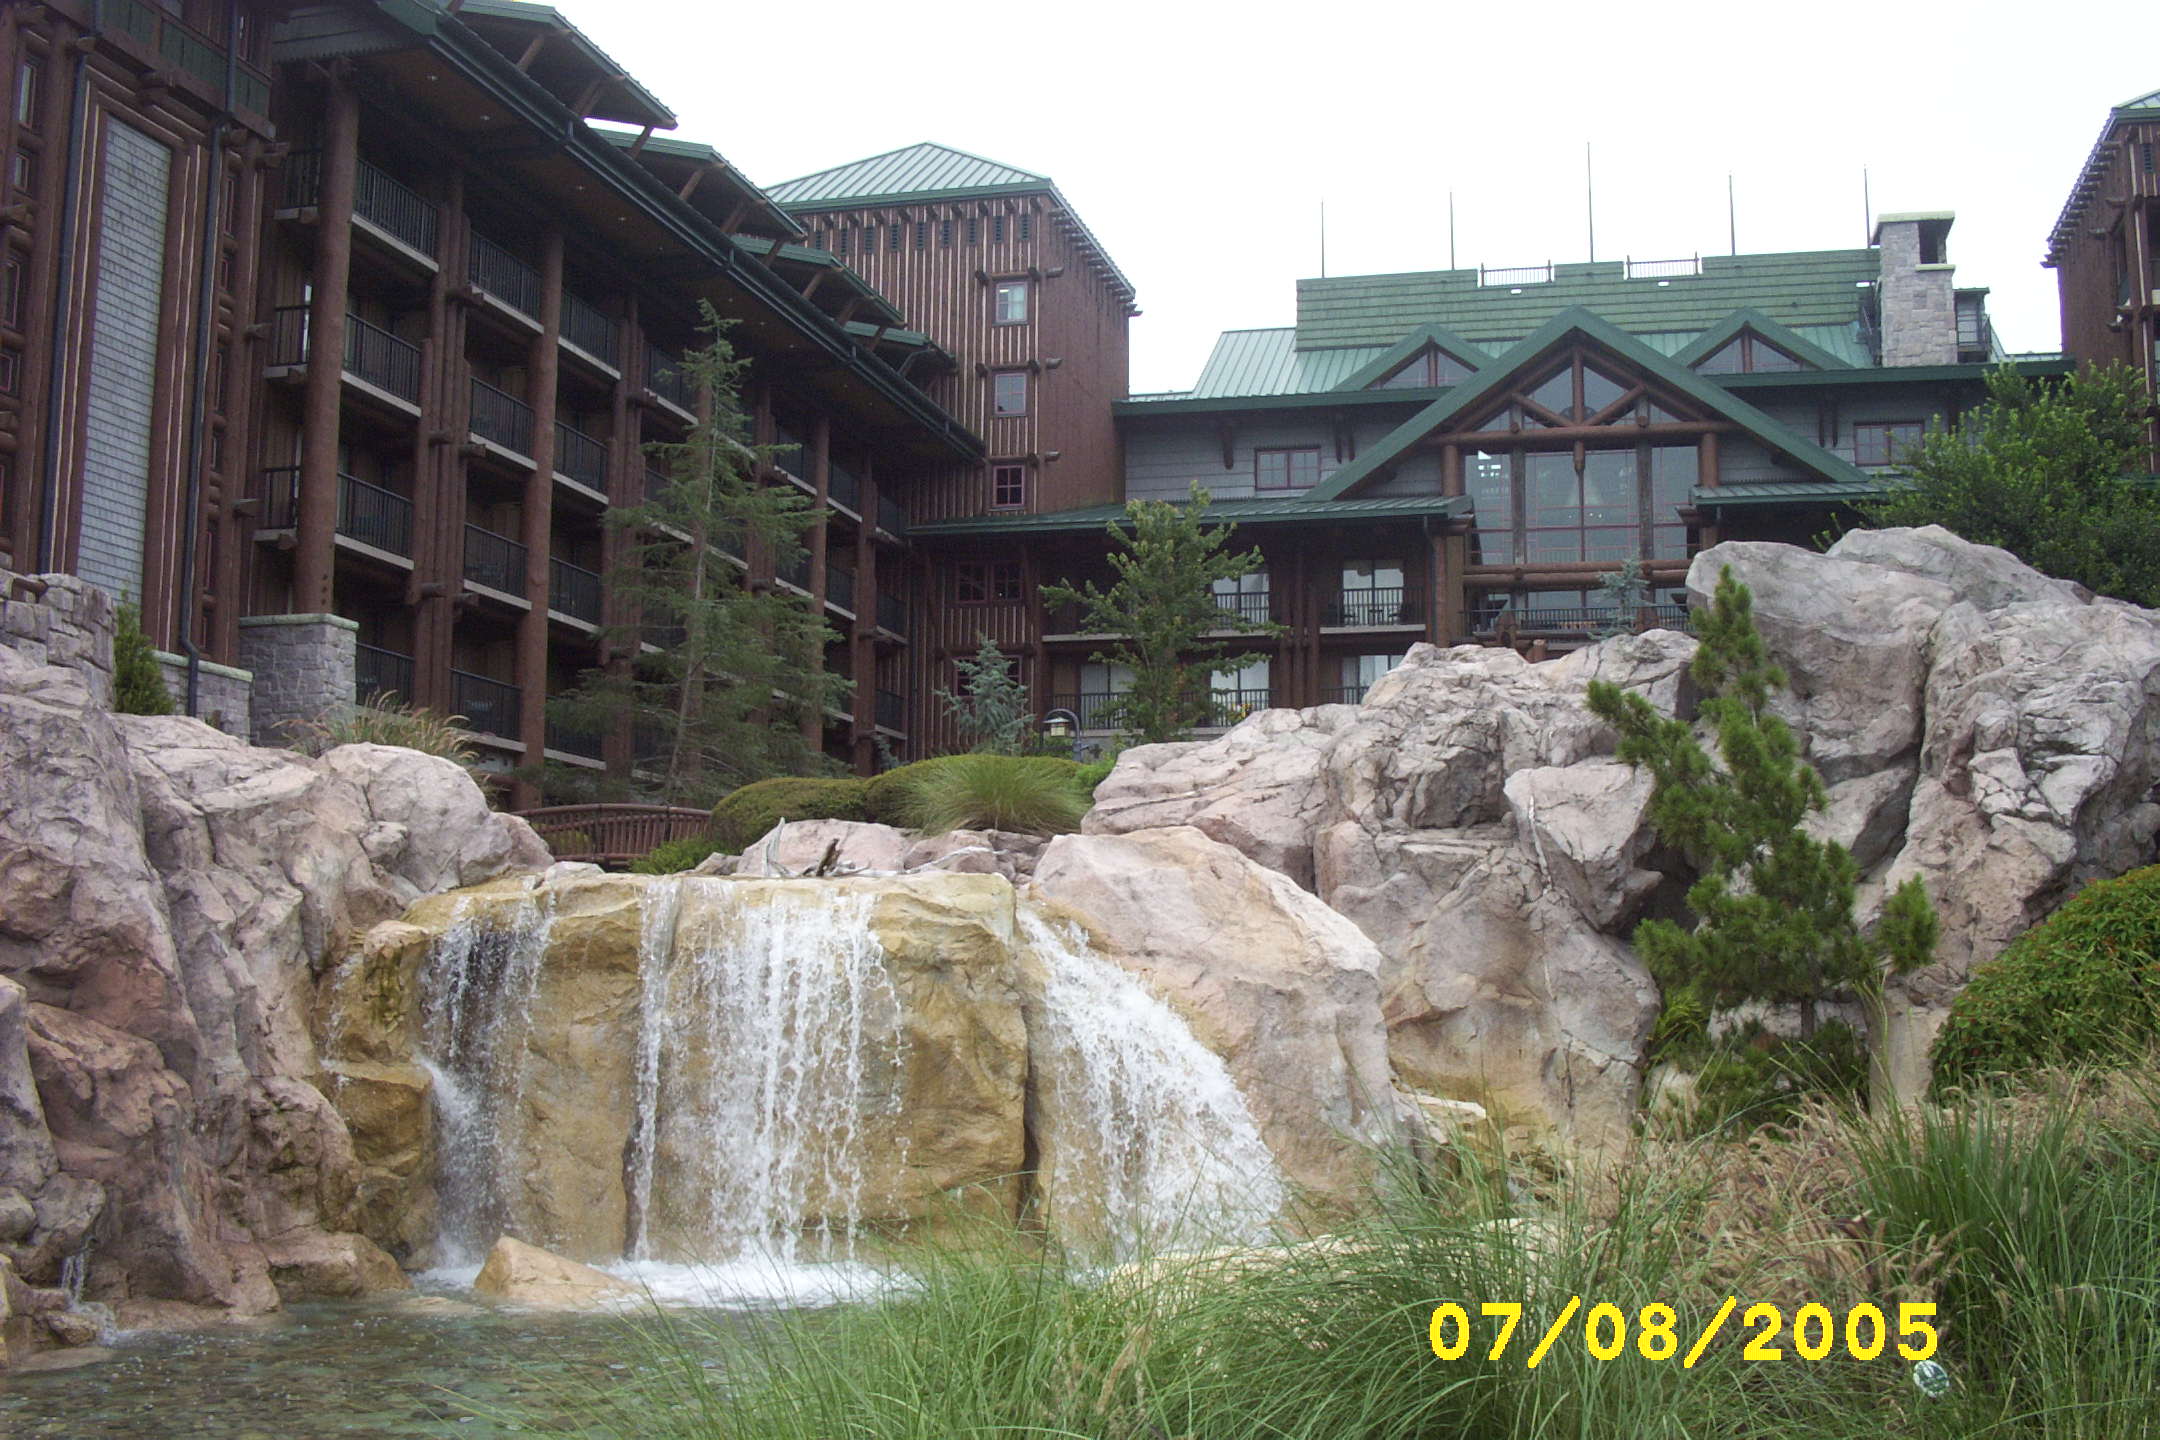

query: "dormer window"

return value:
[1374, 346, 1475, 389]
[1693, 331, 1805, 375]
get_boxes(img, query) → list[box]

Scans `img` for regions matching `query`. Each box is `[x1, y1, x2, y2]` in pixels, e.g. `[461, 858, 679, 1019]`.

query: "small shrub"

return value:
[1075, 754, 1118, 799]
[889, 753, 1086, 836]
[1930, 864, 2160, 1094]
[864, 754, 1079, 826]
[293, 693, 477, 764]
[630, 834, 725, 875]
[112, 602, 174, 716]
[711, 776, 871, 851]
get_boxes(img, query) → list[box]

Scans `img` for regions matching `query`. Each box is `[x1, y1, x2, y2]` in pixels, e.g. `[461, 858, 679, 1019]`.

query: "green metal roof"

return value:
[1333, 323, 1495, 391]
[436, 0, 675, 127]
[1669, 308, 1857, 371]
[1304, 307, 1874, 503]
[768, 143, 1048, 208]
[1184, 330, 1384, 398]
[911, 493, 1469, 538]
[1693, 479, 1889, 509]
[1296, 250, 1880, 350]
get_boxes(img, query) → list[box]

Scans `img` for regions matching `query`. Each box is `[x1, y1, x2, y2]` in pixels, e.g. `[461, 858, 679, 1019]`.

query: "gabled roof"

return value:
[1333, 323, 1493, 391]
[768, 143, 1049, 209]
[1668, 308, 1857, 372]
[1304, 307, 1872, 503]
[1185, 329, 1385, 398]
[2048, 86, 2160, 266]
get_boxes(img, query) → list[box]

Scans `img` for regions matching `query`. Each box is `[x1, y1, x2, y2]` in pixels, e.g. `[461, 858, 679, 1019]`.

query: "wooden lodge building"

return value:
[0, 0, 2093, 791]
[2049, 86, 2160, 467]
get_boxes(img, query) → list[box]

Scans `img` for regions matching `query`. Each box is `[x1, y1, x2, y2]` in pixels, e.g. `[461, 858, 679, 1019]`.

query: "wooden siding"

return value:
[790, 193, 1130, 522]
[2053, 117, 2159, 460]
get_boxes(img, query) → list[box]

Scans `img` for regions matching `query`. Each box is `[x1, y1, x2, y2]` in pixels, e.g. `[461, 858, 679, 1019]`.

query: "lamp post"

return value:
[1041, 707, 1082, 763]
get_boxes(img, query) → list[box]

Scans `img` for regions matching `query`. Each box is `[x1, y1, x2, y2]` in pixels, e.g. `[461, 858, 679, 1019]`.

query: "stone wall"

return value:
[238, 613, 357, 746]
[0, 565, 116, 705]
[153, 651, 253, 739]
[1877, 218, 1958, 367]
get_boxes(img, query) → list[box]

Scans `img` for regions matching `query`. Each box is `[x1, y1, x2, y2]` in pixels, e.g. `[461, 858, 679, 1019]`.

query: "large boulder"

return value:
[1032, 827, 1399, 1209]
[472, 1236, 632, 1309]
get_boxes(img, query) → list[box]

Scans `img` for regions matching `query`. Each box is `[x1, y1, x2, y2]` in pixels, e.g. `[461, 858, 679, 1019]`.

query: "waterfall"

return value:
[416, 892, 559, 1264]
[634, 885, 901, 1264]
[626, 874, 685, 1261]
[1020, 909, 1285, 1256]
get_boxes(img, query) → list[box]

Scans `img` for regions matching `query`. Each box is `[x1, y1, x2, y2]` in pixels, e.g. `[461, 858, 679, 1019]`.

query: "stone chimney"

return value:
[1873, 212, 1959, 367]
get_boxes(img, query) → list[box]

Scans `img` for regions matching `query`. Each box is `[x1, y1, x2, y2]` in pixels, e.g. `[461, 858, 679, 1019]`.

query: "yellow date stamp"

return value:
[1427, 1297, 1938, 1368]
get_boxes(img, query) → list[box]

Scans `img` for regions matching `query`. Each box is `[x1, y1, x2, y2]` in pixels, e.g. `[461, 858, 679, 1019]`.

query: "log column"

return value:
[513, 226, 564, 807]
[801, 414, 830, 749]
[293, 77, 358, 612]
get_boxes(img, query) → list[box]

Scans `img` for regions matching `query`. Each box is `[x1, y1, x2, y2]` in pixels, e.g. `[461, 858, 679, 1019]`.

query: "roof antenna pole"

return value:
[1728, 173, 1737, 256]
[1585, 142, 1595, 263]
[1319, 198, 1327, 278]
[1448, 190, 1457, 270]
[1862, 166, 1872, 245]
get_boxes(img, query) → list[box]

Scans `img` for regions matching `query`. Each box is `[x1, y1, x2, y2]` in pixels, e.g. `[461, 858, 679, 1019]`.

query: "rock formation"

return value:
[0, 572, 548, 1353]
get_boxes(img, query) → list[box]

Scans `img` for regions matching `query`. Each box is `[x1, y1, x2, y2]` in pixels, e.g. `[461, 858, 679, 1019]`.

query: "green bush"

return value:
[112, 602, 174, 716]
[887, 753, 1086, 836]
[864, 754, 1079, 825]
[629, 833, 725, 875]
[711, 776, 871, 851]
[1075, 753, 1118, 798]
[1930, 865, 2160, 1094]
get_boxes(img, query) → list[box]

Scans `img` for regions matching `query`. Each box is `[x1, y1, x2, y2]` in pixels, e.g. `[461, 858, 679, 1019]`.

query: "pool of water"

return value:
[0, 1287, 776, 1439]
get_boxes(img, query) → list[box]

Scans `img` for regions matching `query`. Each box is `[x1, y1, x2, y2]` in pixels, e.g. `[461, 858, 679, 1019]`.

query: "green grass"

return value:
[292, 693, 477, 764]
[886, 753, 1087, 836]
[501, 1073, 2160, 1440]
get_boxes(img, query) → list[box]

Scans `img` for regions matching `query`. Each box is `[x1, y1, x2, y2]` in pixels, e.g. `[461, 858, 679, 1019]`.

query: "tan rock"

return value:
[472, 1236, 634, 1309]
[260, 1230, 409, 1299]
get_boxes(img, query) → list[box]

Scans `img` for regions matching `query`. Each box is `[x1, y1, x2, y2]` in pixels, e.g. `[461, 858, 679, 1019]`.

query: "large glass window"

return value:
[1478, 442, 1695, 567]
[1649, 446, 1694, 559]
[1467, 450, 1515, 564]
[1694, 331, 1806, 375]
[1211, 570, 1271, 625]
[1376, 347, 1475, 389]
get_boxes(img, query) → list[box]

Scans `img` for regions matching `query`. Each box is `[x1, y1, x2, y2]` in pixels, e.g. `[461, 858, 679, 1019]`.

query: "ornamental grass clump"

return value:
[889, 752, 1087, 836]
[293, 693, 477, 765]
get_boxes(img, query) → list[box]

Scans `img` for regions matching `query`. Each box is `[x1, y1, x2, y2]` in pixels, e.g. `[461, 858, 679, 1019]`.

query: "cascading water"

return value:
[1020, 909, 1284, 1256]
[416, 891, 559, 1264]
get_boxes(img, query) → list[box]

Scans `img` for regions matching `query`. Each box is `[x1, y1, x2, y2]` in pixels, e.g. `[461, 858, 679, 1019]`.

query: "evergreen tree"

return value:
[546, 306, 846, 805]
[1859, 363, 2160, 606]
[1042, 481, 1279, 746]
[1587, 567, 1936, 1114]
[937, 635, 1033, 755]
[112, 600, 175, 716]
[1591, 558, 1650, 640]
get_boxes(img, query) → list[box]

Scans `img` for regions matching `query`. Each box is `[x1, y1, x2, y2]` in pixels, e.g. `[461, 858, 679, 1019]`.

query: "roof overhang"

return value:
[912, 494, 1470, 539]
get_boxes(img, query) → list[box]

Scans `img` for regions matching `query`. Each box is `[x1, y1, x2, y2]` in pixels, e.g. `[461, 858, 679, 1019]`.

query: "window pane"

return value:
[1651, 525, 1689, 561]
[1649, 445, 1694, 518]
[1527, 452, 1578, 526]
[1468, 450, 1514, 564]
[1432, 350, 1474, 385]
[1581, 449, 1638, 527]
[1377, 353, 1434, 388]
[1580, 364, 1628, 418]
[1527, 368, 1573, 418]
[1694, 337, 1745, 374]
[993, 371, 1028, 416]
[1749, 338, 1804, 372]
[994, 281, 1028, 323]
[1256, 448, 1318, 490]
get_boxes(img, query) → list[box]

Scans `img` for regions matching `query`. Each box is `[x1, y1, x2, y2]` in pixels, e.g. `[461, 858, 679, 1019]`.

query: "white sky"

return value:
[571, 0, 2152, 395]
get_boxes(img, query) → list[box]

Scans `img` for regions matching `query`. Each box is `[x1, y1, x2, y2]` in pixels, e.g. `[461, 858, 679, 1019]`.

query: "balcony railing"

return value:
[1320, 684, 1370, 706]
[876, 590, 907, 636]
[282, 153, 440, 258]
[769, 427, 807, 480]
[875, 688, 905, 731]
[469, 231, 541, 318]
[463, 524, 528, 597]
[877, 492, 908, 537]
[338, 474, 414, 557]
[827, 568, 856, 613]
[776, 555, 812, 592]
[1208, 590, 1275, 627]
[544, 718, 605, 761]
[1325, 586, 1423, 627]
[355, 643, 414, 704]
[470, 378, 535, 456]
[561, 291, 619, 365]
[1049, 692, 1123, 731]
[646, 343, 695, 413]
[554, 421, 610, 492]
[1205, 688, 1273, 726]
[549, 558, 602, 623]
[1479, 262, 1553, 287]
[1469, 603, 1691, 636]
[451, 670, 521, 739]
[269, 307, 423, 404]
[1624, 255, 1702, 280]
[828, 459, 862, 513]
[108, 0, 272, 113]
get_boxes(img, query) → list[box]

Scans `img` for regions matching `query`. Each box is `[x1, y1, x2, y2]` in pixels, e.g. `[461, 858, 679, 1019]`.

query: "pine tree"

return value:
[1042, 481, 1279, 746]
[1587, 566, 1936, 1113]
[1591, 558, 1650, 640]
[937, 635, 1033, 755]
[545, 306, 847, 805]
[112, 600, 175, 716]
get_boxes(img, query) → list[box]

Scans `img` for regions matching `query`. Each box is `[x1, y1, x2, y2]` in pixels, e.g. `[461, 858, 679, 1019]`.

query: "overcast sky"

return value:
[572, 0, 2152, 395]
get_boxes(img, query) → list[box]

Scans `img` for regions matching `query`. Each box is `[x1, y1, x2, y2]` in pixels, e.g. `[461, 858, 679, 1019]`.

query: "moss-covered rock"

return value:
[1930, 864, 2160, 1094]
[712, 777, 872, 851]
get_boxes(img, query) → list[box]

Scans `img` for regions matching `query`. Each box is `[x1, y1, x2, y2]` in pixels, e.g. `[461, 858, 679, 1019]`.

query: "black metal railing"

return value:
[877, 492, 908, 537]
[877, 590, 907, 636]
[553, 421, 609, 492]
[1048, 692, 1123, 731]
[1208, 590, 1275, 627]
[1045, 600, 1112, 635]
[462, 524, 528, 597]
[545, 718, 605, 760]
[355, 643, 414, 704]
[283, 151, 438, 256]
[1479, 261, 1553, 287]
[1320, 684, 1369, 706]
[1204, 688, 1273, 726]
[826, 568, 856, 613]
[645, 343, 695, 412]
[561, 291, 618, 365]
[108, 0, 272, 113]
[338, 474, 413, 556]
[1470, 603, 1692, 636]
[828, 459, 862, 513]
[549, 558, 602, 623]
[1325, 586, 1423, 627]
[875, 688, 905, 731]
[260, 466, 301, 528]
[451, 670, 520, 738]
[1624, 255, 1701, 280]
[469, 378, 535, 456]
[1051, 687, 1268, 728]
[469, 231, 541, 318]
[270, 308, 423, 404]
